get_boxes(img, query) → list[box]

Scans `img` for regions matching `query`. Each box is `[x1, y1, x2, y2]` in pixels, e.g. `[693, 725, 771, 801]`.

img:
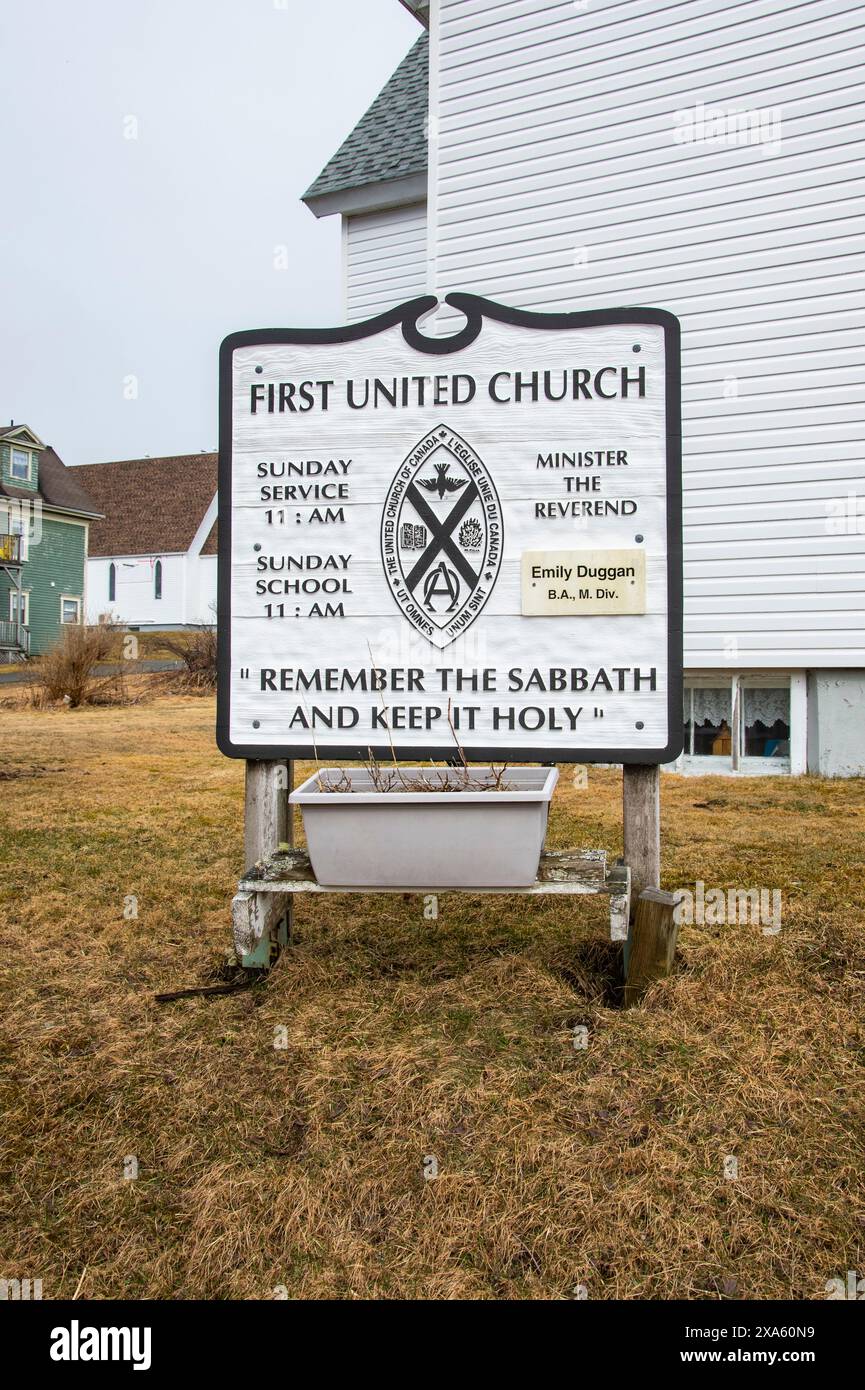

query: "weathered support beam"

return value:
[607, 860, 631, 943]
[237, 847, 615, 897]
[240, 759, 293, 968]
[244, 759, 289, 868]
[622, 763, 660, 907]
[232, 889, 289, 964]
[624, 888, 679, 1007]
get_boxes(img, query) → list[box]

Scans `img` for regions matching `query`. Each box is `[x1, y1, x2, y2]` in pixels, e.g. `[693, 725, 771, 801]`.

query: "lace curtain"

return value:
[686, 686, 789, 727]
[742, 687, 790, 727]
[687, 688, 730, 726]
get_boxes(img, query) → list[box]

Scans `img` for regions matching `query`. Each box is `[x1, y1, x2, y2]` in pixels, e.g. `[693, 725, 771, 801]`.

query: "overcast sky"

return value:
[0, 0, 419, 466]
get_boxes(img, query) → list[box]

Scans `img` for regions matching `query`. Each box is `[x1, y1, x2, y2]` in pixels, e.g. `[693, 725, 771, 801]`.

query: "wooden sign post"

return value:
[217, 295, 682, 983]
[231, 758, 293, 968]
[623, 763, 661, 904]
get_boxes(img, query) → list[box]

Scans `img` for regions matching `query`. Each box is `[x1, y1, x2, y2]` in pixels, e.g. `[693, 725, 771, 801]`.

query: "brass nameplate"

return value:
[521, 549, 647, 615]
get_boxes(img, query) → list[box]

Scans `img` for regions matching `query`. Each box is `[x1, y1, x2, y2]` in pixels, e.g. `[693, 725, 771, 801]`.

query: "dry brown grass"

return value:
[0, 698, 862, 1299]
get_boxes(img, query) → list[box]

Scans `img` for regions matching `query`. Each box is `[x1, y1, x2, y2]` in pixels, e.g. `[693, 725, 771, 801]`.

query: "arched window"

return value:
[108, 562, 116, 602]
[154, 559, 162, 600]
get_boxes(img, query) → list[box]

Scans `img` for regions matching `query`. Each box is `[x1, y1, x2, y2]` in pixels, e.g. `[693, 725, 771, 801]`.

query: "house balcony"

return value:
[0, 620, 29, 658]
[0, 533, 24, 566]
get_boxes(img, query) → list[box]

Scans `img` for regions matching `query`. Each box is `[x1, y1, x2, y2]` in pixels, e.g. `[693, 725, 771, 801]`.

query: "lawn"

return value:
[0, 697, 862, 1299]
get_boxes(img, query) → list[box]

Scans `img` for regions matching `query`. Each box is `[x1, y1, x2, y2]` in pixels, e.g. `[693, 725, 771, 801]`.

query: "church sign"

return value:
[217, 294, 682, 763]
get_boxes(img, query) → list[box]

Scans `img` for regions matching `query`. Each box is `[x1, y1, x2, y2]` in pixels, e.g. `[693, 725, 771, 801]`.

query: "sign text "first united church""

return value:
[248, 364, 647, 414]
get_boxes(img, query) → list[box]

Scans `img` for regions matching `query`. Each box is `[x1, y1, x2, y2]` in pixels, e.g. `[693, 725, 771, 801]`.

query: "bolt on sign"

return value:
[217, 294, 682, 762]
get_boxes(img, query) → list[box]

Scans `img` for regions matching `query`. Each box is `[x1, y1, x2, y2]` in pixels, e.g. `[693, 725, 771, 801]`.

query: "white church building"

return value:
[300, 0, 864, 777]
[74, 453, 218, 630]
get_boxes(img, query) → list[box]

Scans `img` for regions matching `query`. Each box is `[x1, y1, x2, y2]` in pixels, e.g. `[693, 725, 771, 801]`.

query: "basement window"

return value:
[679, 675, 797, 775]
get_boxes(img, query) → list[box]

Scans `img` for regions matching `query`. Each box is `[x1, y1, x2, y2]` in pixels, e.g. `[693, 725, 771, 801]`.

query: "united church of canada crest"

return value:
[380, 425, 504, 650]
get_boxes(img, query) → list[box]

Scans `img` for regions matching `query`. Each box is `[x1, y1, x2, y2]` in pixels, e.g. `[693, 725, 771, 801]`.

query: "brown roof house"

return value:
[72, 454, 218, 629]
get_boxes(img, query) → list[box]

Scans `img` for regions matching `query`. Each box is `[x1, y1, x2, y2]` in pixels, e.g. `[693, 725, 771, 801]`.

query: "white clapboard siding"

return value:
[344, 204, 428, 322]
[427, 0, 865, 667]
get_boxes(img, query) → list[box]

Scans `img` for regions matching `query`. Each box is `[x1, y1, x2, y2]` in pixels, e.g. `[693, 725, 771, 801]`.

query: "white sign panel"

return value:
[217, 295, 682, 762]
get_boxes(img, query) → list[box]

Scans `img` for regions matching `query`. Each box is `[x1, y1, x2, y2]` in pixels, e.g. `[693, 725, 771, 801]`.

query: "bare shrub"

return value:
[29, 621, 127, 708]
[318, 761, 512, 794]
[154, 626, 217, 694]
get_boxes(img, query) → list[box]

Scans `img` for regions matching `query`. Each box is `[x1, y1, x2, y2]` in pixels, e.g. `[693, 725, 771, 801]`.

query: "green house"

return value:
[0, 424, 102, 659]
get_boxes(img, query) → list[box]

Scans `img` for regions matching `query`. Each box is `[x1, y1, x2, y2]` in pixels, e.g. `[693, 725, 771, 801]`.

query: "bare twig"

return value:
[312, 649, 512, 794]
[155, 973, 261, 1003]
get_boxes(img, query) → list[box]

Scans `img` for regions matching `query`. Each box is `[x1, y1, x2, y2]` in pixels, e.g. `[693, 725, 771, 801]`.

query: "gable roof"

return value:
[0, 445, 102, 519]
[302, 33, 428, 216]
[72, 453, 217, 557]
[0, 423, 45, 449]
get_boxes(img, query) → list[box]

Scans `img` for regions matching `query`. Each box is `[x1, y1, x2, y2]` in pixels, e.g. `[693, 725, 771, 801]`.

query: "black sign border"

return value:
[217, 293, 683, 764]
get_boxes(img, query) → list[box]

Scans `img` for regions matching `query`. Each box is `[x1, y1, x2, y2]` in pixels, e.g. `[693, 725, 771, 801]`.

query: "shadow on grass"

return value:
[543, 936, 625, 1009]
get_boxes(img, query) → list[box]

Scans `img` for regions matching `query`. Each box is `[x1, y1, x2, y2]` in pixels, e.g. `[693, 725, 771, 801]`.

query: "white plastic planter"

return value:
[290, 765, 559, 889]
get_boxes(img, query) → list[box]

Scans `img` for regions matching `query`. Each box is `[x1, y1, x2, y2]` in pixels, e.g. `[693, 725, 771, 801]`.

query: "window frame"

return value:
[9, 447, 31, 482]
[60, 594, 82, 626]
[679, 672, 804, 776]
[8, 588, 29, 625]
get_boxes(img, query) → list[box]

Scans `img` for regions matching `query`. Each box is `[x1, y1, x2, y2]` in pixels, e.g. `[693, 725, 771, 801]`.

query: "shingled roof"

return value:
[0, 445, 102, 519]
[303, 33, 428, 215]
[72, 454, 217, 557]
